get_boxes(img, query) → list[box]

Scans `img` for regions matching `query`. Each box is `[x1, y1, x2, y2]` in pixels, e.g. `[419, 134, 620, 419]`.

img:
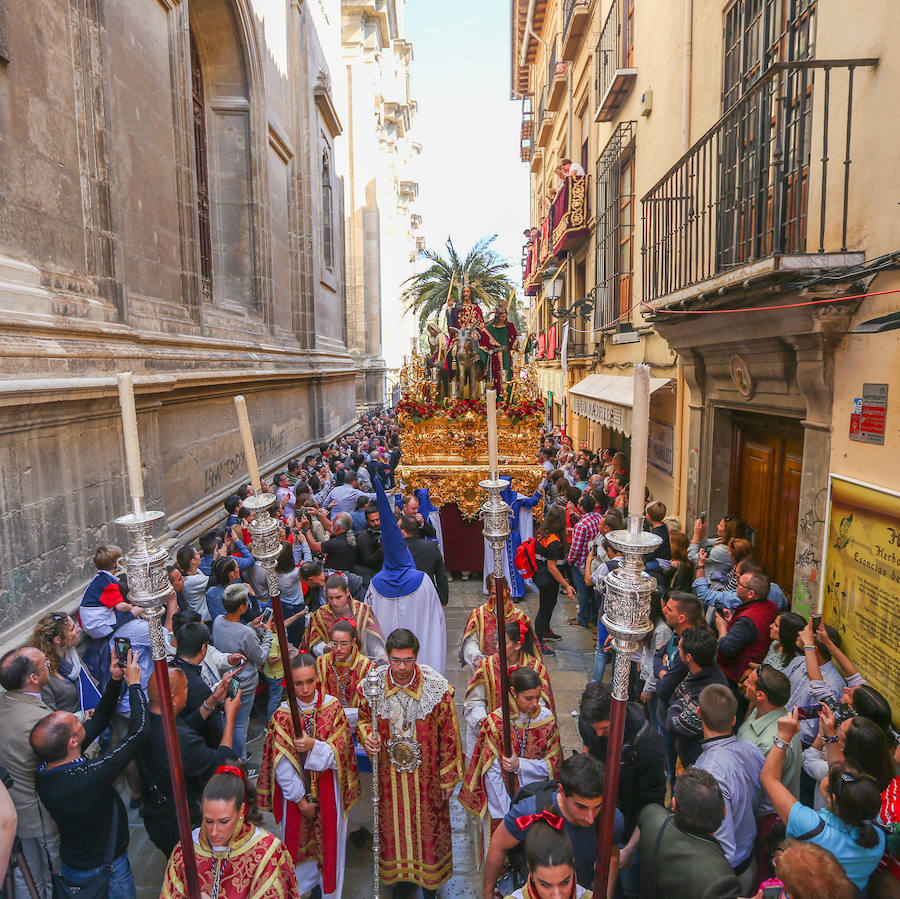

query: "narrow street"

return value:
[127, 578, 595, 898]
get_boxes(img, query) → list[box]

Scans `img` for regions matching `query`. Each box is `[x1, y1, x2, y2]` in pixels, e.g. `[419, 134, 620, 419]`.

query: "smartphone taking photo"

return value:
[114, 636, 131, 665]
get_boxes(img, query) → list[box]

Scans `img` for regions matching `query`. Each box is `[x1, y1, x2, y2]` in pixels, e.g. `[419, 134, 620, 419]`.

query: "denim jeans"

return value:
[592, 615, 610, 682]
[60, 852, 136, 899]
[232, 681, 257, 759]
[571, 566, 595, 626]
[264, 675, 283, 721]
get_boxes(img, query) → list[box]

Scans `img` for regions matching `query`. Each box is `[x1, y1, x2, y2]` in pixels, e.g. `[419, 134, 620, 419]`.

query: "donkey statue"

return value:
[450, 325, 483, 401]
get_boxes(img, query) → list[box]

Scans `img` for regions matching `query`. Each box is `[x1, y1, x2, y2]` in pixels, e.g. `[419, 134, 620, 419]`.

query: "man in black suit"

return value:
[399, 515, 449, 606]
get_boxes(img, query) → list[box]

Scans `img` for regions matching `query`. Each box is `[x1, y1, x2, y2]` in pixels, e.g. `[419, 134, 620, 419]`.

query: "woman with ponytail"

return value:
[460, 667, 562, 833]
[161, 763, 299, 898]
[463, 619, 555, 755]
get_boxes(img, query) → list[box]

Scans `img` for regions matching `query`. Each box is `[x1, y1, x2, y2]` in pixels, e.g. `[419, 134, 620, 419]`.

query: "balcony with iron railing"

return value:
[562, 0, 590, 60]
[594, 1, 636, 123]
[547, 37, 568, 111]
[537, 87, 554, 147]
[641, 60, 876, 308]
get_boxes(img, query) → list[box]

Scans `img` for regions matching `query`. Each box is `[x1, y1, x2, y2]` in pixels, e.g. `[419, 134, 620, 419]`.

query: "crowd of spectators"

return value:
[522, 429, 899, 899]
[0, 413, 896, 899]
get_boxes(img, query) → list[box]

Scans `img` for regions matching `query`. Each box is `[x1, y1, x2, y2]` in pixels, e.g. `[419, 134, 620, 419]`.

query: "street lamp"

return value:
[542, 267, 564, 300]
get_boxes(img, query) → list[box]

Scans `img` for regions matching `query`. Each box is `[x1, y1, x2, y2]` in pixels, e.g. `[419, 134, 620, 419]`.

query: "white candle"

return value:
[116, 372, 145, 515]
[628, 364, 651, 521]
[486, 388, 499, 477]
[234, 395, 262, 493]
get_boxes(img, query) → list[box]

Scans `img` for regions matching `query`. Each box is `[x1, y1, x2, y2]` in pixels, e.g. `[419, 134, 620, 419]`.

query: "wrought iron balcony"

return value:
[547, 37, 567, 112]
[594, 1, 636, 123]
[562, 0, 590, 60]
[537, 88, 553, 147]
[641, 59, 877, 306]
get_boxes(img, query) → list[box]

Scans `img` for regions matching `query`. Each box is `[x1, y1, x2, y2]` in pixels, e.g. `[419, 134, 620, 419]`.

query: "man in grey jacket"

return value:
[0, 647, 58, 897]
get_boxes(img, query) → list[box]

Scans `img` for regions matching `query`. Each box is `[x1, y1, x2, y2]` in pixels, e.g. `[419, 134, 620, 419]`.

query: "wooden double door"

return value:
[729, 414, 804, 600]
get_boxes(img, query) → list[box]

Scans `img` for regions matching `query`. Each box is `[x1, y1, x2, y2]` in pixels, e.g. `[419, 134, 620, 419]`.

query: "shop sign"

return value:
[821, 475, 900, 723]
[571, 394, 624, 431]
[648, 419, 674, 475]
[849, 383, 887, 445]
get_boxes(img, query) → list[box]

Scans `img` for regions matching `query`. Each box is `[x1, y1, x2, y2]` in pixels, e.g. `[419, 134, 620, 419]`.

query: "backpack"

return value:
[514, 538, 539, 579]
[514, 534, 560, 579]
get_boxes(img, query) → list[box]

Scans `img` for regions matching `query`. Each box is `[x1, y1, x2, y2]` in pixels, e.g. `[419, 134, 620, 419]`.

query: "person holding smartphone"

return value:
[212, 583, 274, 760]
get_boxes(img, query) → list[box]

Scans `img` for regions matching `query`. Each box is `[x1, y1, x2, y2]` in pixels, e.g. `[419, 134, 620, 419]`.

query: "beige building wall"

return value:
[0, 0, 357, 645]
[516, 0, 900, 606]
[341, 0, 422, 410]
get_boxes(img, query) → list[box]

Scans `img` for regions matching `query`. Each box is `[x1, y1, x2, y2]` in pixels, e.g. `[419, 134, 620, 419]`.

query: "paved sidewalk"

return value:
[130, 577, 596, 897]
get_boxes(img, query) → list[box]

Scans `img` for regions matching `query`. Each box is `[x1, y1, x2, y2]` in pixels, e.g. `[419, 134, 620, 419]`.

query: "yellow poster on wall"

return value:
[821, 475, 900, 720]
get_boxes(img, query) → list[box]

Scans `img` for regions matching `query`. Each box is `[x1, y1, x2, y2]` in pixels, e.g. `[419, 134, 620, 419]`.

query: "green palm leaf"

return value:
[401, 235, 522, 329]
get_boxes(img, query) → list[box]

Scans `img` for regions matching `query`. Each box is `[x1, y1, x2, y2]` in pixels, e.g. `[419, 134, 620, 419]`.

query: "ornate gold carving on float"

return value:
[396, 348, 545, 520]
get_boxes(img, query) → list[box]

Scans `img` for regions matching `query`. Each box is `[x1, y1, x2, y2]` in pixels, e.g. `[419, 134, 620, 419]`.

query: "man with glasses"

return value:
[358, 629, 464, 899]
[713, 569, 779, 701]
[315, 620, 373, 734]
[0, 647, 57, 898]
[300, 574, 385, 661]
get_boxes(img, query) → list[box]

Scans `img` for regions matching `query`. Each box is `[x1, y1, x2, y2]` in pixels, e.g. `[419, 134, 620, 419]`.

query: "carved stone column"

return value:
[785, 304, 857, 613]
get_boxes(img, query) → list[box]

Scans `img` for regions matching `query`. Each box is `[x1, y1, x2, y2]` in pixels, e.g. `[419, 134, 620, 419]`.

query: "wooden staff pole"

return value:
[153, 658, 202, 899]
[493, 571, 515, 797]
[269, 587, 311, 792]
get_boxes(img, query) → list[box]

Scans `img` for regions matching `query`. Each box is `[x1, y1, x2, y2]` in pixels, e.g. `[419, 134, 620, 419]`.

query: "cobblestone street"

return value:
[129, 577, 595, 897]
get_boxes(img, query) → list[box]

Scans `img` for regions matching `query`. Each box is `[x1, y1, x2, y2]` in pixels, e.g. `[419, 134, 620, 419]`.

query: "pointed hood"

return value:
[499, 475, 515, 506]
[371, 480, 425, 598]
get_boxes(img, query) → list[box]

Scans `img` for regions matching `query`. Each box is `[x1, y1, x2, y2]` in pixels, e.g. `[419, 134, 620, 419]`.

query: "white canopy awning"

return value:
[568, 373, 671, 435]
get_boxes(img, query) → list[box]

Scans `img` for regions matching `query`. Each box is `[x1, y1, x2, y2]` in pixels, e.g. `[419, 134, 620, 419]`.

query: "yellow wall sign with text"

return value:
[821, 475, 900, 720]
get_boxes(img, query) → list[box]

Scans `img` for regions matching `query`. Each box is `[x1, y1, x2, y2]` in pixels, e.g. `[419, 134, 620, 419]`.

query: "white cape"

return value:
[365, 574, 447, 675]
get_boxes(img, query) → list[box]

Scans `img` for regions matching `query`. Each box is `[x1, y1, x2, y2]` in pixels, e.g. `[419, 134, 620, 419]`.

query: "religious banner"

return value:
[821, 475, 900, 721]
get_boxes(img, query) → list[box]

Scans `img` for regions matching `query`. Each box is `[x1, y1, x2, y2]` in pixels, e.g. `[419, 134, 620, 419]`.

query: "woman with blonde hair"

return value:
[29, 612, 87, 713]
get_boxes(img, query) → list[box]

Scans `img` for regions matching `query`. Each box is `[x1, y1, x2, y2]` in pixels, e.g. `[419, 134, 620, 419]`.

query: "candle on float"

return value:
[234, 395, 262, 494]
[628, 364, 651, 521]
[116, 372, 145, 515]
[486, 388, 499, 478]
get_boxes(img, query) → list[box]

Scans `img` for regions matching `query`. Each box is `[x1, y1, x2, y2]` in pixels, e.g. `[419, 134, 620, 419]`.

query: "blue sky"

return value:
[404, 0, 529, 287]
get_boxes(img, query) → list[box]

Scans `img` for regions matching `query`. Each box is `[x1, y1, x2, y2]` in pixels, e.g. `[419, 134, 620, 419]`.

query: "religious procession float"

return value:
[395, 311, 546, 574]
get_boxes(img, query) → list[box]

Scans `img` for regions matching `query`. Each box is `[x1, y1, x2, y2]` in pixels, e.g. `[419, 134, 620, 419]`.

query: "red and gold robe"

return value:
[300, 598, 385, 660]
[161, 822, 299, 898]
[315, 646, 373, 711]
[257, 695, 359, 894]
[462, 651, 555, 755]
[356, 664, 465, 890]
[459, 599, 540, 667]
[459, 706, 562, 822]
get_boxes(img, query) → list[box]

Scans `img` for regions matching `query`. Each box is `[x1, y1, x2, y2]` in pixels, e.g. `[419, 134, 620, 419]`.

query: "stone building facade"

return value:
[341, 0, 422, 411]
[0, 0, 357, 643]
[513, 0, 900, 608]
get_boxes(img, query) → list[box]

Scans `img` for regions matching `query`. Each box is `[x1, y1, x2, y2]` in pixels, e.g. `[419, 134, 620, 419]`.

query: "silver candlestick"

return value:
[115, 510, 171, 660]
[243, 492, 280, 596]
[362, 666, 384, 899]
[602, 516, 662, 699]
[479, 477, 512, 585]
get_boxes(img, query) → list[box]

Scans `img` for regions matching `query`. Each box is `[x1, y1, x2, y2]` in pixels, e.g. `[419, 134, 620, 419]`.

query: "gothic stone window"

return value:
[190, 32, 213, 300]
[321, 148, 334, 271]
